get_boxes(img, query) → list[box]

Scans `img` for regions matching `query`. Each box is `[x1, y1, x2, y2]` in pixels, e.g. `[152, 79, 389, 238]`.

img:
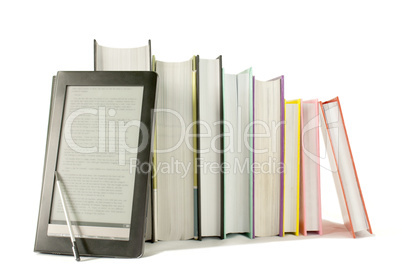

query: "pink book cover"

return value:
[300, 99, 322, 235]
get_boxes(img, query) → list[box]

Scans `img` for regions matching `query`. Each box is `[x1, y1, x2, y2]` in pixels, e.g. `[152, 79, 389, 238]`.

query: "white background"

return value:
[1, 0, 401, 277]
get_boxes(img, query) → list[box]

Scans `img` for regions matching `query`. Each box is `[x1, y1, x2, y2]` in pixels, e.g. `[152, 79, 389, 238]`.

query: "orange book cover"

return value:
[319, 97, 372, 237]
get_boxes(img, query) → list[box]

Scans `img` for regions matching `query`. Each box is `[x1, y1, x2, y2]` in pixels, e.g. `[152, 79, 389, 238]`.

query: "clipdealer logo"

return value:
[63, 106, 335, 172]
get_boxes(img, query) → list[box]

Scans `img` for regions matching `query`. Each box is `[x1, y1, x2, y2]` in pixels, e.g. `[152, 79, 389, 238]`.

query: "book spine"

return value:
[296, 100, 301, 236]
[193, 56, 201, 240]
[218, 56, 225, 239]
[221, 69, 227, 239]
[315, 100, 323, 235]
[148, 40, 152, 71]
[279, 76, 285, 236]
[152, 56, 158, 242]
[93, 39, 97, 71]
[248, 69, 254, 239]
[252, 76, 256, 239]
[300, 101, 306, 236]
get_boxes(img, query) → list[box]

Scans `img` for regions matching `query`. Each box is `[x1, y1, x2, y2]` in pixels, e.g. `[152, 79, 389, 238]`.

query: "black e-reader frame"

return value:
[34, 71, 157, 258]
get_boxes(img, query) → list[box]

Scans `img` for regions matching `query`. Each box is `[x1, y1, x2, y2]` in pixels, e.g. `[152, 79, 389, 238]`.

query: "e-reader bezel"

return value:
[34, 71, 157, 258]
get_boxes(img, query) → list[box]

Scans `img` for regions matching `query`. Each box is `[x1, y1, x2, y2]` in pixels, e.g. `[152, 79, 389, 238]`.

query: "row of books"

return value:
[94, 40, 372, 241]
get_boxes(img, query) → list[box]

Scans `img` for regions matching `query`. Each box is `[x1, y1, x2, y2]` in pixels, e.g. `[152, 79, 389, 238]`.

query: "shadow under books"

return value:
[143, 220, 372, 258]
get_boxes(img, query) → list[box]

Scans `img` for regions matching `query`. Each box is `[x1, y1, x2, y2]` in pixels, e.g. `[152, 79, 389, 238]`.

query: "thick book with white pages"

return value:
[94, 40, 151, 71]
[94, 40, 153, 241]
[195, 56, 224, 239]
[319, 97, 372, 238]
[222, 68, 253, 238]
[253, 76, 284, 237]
[283, 99, 301, 236]
[152, 57, 199, 241]
[299, 99, 322, 235]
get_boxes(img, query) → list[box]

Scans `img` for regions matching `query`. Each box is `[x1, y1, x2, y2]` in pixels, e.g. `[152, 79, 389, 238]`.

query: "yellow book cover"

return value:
[283, 99, 301, 236]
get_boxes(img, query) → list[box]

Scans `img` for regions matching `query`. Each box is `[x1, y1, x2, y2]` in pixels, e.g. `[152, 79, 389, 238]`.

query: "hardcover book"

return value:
[253, 76, 284, 237]
[222, 68, 254, 238]
[319, 97, 372, 237]
[283, 99, 301, 236]
[299, 99, 322, 235]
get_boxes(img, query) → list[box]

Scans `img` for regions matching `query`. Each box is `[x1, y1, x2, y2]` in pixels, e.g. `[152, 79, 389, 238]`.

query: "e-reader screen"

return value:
[48, 86, 144, 241]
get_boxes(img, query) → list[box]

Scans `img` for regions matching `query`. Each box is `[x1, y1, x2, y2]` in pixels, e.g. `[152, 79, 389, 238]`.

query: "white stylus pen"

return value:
[55, 171, 80, 261]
